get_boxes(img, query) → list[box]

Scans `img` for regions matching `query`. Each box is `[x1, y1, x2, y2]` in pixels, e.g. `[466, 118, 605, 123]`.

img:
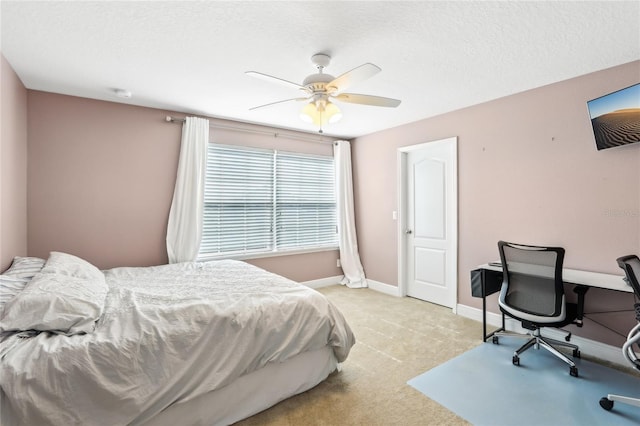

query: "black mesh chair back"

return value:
[498, 241, 565, 321]
[617, 255, 640, 299]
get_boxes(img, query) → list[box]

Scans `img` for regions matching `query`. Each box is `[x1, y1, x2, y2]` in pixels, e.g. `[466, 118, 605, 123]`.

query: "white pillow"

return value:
[0, 252, 108, 335]
[1, 257, 46, 316]
[0, 275, 30, 316]
[2, 256, 46, 279]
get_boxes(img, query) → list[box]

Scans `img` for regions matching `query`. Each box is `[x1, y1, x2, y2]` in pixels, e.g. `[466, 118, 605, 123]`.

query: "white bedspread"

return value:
[0, 260, 355, 425]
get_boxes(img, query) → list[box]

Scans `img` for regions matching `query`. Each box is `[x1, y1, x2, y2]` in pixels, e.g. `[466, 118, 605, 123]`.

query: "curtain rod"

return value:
[165, 115, 335, 144]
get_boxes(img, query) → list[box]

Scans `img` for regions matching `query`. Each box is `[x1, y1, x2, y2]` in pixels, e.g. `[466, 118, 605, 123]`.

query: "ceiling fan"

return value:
[246, 53, 401, 132]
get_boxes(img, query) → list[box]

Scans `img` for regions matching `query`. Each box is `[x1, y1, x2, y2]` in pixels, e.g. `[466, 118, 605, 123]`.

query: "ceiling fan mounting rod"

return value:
[303, 54, 335, 91]
[311, 53, 331, 70]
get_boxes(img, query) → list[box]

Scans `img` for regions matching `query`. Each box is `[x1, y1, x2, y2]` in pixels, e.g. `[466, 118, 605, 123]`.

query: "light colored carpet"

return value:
[235, 285, 481, 425]
[236, 285, 640, 425]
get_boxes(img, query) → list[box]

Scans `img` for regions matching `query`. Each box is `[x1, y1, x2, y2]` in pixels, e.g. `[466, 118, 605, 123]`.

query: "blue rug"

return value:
[408, 340, 640, 425]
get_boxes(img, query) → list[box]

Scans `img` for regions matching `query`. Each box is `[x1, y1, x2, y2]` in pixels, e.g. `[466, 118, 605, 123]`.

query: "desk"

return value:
[473, 263, 631, 341]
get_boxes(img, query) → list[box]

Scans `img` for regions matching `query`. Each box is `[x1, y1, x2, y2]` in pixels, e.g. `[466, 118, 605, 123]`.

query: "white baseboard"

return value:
[301, 275, 343, 289]
[456, 303, 627, 367]
[367, 279, 402, 297]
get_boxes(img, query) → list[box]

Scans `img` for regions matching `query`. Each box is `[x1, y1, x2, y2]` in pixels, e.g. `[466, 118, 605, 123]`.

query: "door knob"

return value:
[405, 229, 413, 234]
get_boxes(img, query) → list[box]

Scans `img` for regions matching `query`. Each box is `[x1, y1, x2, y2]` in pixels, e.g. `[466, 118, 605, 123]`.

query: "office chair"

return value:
[492, 241, 585, 377]
[599, 254, 640, 411]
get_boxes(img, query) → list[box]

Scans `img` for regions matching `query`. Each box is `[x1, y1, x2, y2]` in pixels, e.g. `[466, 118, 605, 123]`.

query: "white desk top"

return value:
[478, 263, 631, 293]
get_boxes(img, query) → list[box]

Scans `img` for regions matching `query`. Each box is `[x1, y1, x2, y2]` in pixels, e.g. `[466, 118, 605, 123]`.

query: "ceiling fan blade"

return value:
[249, 97, 309, 111]
[333, 93, 401, 108]
[246, 71, 310, 92]
[327, 63, 381, 93]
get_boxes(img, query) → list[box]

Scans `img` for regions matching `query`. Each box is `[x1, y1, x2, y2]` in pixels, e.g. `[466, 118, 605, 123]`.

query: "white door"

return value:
[400, 137, 457, 308]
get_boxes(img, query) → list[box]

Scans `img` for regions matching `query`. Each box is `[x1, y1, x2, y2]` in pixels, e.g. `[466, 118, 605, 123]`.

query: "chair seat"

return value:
[501, 301, 578, 329]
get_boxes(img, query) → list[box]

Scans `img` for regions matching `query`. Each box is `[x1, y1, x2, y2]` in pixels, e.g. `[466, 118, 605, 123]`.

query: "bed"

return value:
[0, 252, 355, 425]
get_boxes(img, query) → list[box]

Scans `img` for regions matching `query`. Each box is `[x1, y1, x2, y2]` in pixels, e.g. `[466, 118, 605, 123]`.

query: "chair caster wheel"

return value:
[512, 355, 520, 366]
[573, 349, 581, 358]
[599, 397, 613, 411]
[492, 336, 499, 345]
[570, 366, 579, 377]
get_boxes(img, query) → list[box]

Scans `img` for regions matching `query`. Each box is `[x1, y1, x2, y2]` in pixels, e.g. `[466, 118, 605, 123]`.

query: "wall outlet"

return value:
[337, 259, 341, 268]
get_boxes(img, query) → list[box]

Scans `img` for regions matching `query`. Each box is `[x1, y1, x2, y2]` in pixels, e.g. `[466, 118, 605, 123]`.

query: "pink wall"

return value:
[352, 61, 640, 346]
[27, 91, 340, 281]
[14, 58, 640, 345]
[1, 55, 28, 271]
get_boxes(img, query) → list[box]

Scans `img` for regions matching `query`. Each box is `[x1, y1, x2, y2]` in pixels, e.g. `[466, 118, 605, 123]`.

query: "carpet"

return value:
[408, 340, 640, 426]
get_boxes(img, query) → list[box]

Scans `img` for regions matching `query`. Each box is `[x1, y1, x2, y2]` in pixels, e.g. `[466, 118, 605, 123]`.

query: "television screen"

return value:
[587, 83, 640, 151]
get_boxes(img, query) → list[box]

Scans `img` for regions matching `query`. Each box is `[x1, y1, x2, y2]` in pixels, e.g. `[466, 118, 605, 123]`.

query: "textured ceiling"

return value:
[2, 1, 639, 139]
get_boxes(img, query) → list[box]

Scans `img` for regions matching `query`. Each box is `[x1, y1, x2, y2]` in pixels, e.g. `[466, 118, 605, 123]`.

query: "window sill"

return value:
[197, 245, 339, 263]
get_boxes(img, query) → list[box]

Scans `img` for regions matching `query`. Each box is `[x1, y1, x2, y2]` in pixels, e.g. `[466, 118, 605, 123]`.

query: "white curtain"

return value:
[334, 140, 368, 288]
[166, 117, 210, 263]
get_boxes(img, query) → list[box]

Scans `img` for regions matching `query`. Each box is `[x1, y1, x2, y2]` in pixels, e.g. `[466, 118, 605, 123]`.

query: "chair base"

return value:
[600, 395, 640, 411]
[492, 328, 580, 377]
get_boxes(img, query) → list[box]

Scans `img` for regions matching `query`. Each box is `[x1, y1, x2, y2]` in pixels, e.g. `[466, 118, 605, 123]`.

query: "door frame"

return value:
[397, 136, 458, 312]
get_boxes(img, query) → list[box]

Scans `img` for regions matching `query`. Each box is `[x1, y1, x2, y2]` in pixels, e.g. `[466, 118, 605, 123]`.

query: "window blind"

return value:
[201, 145, 274, 256]
[276, 152, 337, 249]
[199, 144, 337, 259]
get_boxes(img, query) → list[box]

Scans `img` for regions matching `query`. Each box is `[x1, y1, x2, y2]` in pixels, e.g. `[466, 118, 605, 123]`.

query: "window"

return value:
[199, 144, 337, 259]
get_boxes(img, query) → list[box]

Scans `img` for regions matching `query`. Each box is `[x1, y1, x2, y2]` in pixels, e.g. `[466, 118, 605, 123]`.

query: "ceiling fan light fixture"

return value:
[299, 103, 315, 123]
[326, 102, 343, 124]
[300, 100, 342, 126]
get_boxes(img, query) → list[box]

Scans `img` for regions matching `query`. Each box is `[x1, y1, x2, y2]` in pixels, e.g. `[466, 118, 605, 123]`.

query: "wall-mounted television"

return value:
[587, 83, 640, 151]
